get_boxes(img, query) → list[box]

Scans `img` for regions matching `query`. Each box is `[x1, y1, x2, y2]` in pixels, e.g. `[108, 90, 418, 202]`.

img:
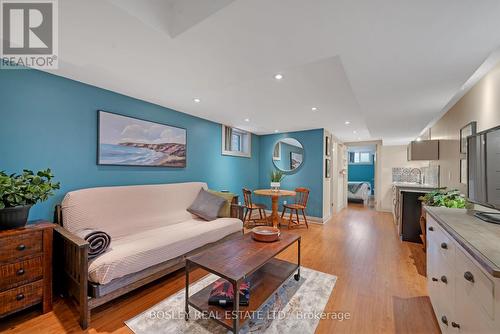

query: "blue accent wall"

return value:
[348, 161, 375, 194]
[0, 69, 261, 221]
[259, 129, 324, 218]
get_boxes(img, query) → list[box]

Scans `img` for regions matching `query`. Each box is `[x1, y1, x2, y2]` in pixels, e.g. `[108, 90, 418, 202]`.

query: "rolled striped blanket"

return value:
[75, 228, 111, 259]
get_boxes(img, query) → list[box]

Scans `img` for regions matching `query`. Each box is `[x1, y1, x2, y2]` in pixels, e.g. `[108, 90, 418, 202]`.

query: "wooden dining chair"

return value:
[281, 188, 310, 229]
[242, 188, 268, 227]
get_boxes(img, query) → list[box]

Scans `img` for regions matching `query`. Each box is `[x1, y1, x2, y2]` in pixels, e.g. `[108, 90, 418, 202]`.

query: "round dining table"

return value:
[253, 189, 296, 228]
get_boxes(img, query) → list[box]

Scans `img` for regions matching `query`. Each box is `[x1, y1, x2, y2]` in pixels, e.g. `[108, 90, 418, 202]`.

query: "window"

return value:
[349, 152, 372, 164]
[222, 125, 251, 157]
[231, 132, 242, 152]
[273, 142, 281, 160]
[359, 152, 370, 162]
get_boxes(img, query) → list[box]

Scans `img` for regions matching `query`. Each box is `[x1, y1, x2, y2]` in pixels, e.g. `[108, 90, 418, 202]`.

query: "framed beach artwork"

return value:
[97, 111, 186, 167]
[290, 152, 303, 170]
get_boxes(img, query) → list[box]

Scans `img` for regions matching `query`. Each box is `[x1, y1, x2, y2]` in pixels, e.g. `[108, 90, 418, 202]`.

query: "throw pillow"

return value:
[207, 190, 236, 217]
[187, 188, 226, 221]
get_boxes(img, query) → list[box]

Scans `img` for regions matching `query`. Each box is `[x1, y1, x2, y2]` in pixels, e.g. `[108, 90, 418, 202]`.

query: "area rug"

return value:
[125, 266, 336, 334]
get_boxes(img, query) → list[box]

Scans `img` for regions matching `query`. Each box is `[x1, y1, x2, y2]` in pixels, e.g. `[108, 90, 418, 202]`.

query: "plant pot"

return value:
[0, 205, 32, 230]
[270, 182, 281, 191]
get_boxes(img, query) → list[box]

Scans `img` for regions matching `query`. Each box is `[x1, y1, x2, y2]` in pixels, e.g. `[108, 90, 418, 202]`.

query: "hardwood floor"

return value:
[0, 204, 440, 333]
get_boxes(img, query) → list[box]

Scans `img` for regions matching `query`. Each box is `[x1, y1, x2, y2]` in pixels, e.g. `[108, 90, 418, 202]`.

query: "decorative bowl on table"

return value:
[251, 226, 280, 242]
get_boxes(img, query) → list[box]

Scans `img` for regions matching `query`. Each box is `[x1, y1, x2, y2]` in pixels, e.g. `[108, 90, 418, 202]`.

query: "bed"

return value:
[348, 181, 371, 204]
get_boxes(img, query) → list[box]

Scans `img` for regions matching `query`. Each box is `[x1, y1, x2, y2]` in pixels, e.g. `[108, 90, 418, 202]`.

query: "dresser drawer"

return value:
[0, 231, 43, 264]
[426, 217, 454, 264]
[0, 256, 43, 291]
[0, 280, 43, 317]
[455, 248, 495, 320]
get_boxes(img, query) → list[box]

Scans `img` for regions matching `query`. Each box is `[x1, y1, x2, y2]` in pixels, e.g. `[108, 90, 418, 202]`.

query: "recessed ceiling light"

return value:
[244, 118, 250, 122]
[344, 121, 351, 125]
[358, 137, 362, 141]
[193, 98, 201, 103]
[353, 130, 357, 134]
[416, 137, 422, 142]
[274, 73, 283, 80]
[274, 130, 279, 133]
[311, 107, 318, 111]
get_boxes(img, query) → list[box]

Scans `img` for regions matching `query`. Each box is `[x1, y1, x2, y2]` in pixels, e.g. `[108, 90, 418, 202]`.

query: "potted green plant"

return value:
[270, 170, 285, 191]
[0, 169, 60, 229]
[419, 188, 467, 209]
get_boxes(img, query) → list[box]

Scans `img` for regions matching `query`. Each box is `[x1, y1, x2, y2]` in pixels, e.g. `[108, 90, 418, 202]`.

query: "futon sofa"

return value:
[53, 182, 244, 329]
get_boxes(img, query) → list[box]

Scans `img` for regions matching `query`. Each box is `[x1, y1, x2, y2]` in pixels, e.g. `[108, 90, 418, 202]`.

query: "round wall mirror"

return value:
[272, 138, 304, 172]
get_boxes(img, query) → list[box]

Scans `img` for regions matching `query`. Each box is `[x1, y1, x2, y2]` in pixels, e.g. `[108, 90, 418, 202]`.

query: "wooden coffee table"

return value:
[185, 231, 301, 334]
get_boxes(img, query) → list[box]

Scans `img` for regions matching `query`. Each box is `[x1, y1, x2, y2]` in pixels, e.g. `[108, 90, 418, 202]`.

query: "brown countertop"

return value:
[425, 206, 500, 278]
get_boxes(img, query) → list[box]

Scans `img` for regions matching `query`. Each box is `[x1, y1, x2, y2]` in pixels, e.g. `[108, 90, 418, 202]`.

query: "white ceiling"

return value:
[32, 0, 500, 144]
[279, 138, 303, 148]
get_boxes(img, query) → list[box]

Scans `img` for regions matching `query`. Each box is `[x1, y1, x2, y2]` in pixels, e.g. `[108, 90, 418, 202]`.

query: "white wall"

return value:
[377, 145, 429, 212]
[430, 61, 500, 194]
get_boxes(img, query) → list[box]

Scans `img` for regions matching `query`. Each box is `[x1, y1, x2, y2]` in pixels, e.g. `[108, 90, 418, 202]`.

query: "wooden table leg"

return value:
[271, 195, 279, 228]
[232, 279, 240, 333]
[185, 261, 190, 321]
[294, 237, 301, 281]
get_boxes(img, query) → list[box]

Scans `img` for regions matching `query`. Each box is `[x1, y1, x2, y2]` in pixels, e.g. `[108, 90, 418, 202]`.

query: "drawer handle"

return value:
[17, 244, 26, 251]
[441, 315, 448, 326]
[440, 242, 448, 249]
[440, 275, 448, 284]
[16, 293, 24, 301]
[451, 322, 460, 329]
[431, 277, 438, 282]
[16, 268, 25, 276]
[428, 226, 434, 231]
[464, 271, 475, 283]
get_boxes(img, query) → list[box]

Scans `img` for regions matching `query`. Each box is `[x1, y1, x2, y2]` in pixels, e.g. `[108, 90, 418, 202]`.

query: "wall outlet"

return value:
[283, 200, 287, 205]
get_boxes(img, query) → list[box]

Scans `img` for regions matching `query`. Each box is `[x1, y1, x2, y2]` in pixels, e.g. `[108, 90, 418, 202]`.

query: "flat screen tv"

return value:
[467, 125, 500, 223]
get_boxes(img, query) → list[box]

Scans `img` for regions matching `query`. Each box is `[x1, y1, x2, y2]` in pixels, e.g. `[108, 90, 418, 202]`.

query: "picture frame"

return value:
[97, 110, 187, 167]
[290, 152, 303, 170]
[325, 135, 330, 156]
[325, 158, 331, 178]
[460, 121, 477, 154]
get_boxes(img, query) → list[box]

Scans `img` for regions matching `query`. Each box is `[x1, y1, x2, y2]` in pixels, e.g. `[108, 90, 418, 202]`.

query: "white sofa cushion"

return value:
[61, 182, 207, 240]
[88, 217, 242, 284]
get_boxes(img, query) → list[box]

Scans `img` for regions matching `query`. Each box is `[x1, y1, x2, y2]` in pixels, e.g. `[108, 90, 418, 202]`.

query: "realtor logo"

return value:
[1, 0, 58, 69]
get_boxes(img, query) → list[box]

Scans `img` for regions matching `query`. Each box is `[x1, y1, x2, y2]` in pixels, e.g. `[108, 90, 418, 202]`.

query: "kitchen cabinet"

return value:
[426, 212, 498, 333]
[392, 184, 437, 241]
[407, 140, 439, 161]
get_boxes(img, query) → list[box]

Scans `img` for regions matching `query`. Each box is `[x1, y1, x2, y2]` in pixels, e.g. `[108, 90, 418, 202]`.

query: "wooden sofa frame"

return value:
[53, 197, 244, 329]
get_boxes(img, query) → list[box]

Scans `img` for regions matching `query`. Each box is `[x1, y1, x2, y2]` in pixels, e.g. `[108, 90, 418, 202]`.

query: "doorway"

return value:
[345, 141, 381, 208]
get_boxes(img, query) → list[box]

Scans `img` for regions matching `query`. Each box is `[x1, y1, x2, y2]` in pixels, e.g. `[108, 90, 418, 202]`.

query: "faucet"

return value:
[411, 168, 422, 184]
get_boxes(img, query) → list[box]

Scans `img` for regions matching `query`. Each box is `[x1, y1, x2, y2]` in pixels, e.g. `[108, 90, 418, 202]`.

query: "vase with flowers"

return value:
[270, 170, 285, 191]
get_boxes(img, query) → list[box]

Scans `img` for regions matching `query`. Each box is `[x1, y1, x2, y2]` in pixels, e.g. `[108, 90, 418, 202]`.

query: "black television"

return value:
[467, 125, 500, 223]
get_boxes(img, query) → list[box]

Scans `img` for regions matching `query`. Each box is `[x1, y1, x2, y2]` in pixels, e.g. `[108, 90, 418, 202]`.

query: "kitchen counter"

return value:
[425, 206, 500, 277]
[392, 182, 438, 189]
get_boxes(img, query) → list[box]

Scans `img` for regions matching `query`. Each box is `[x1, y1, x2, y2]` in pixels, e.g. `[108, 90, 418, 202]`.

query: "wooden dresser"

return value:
[0, 222, 53, 318]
